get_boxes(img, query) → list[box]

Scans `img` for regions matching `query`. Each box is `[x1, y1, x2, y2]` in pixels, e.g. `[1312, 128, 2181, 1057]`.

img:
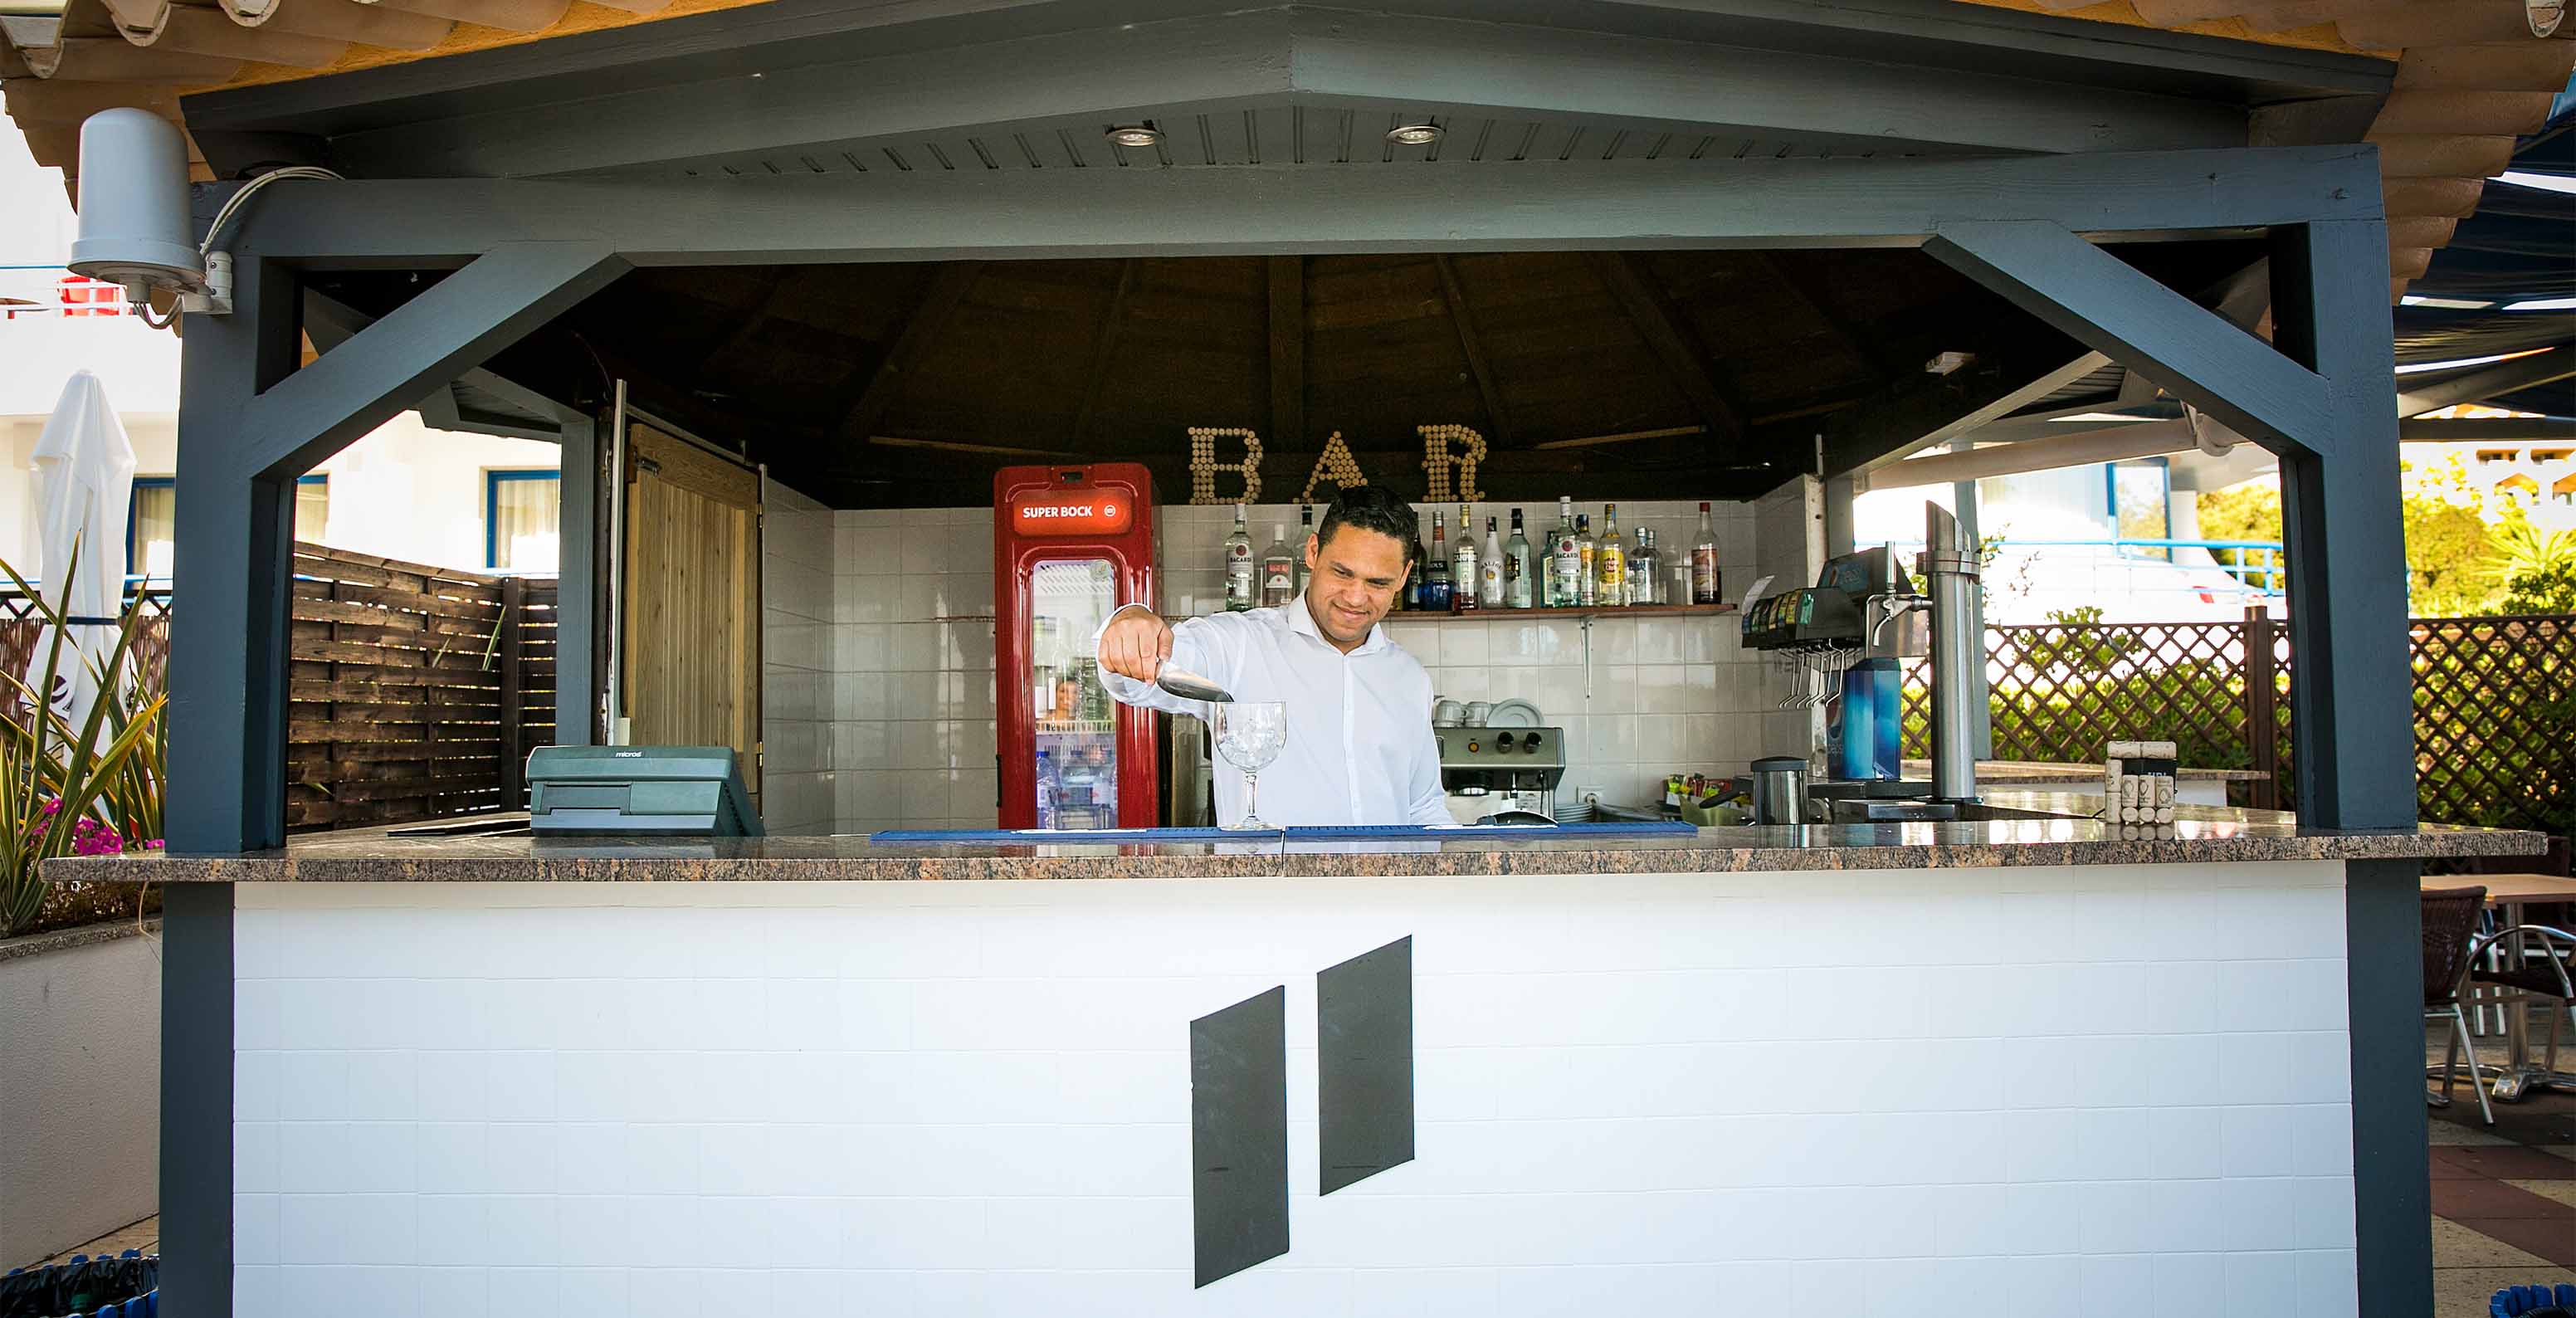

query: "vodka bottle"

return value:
[1259, 524, 1297, 608]
[1479, 516, 1505, 608]
[1596, 504, 1626, 608]
[1406, 513, 1427, 611]
[1504, 509, 1534, 609]
[1224, 505, 1256, 612]
[1692, 501, 1720, 604]
[1575, 514, 1597, 608]
[1453, 510, 1479, 613]
[1294, 504, 1315, 597]
[1548, 496, 1578, 608]
[1424, 512, 1452, 613]
[1632, 526, 1657, 605]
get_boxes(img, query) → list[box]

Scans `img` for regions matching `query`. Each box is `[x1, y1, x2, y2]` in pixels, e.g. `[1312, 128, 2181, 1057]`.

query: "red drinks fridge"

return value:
[993, 464, 1159, 829]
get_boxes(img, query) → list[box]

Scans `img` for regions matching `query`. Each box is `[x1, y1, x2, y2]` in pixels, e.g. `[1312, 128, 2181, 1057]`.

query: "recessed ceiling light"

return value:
[1386, 124, 1444, 146]
[2400, 295, 2495, 310]
[1105, 124, 1162, 149]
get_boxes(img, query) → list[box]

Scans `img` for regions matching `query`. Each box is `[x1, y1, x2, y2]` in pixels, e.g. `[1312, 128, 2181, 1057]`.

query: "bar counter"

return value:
[62, 797, 2541, 1314]
[46, 791, 2544, 885]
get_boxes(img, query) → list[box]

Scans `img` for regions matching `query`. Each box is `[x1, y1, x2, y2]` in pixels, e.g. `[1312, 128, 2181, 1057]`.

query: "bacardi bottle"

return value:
[1575, 514, 1597, 608]
[1504, 509, 1534, 609]
[1452, 509, 1479, 613]
[1259, 524, 1297, 608]
[1595, 504, 1626, 608]
[1692, 501, 1720, 604]
[1224, 505, 1255, 612]
[1479, 516, 1505, 608]
[1549, 497, 1580, 608]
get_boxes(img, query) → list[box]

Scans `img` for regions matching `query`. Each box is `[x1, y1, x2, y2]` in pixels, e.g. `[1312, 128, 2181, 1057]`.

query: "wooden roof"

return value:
[305, 241, 2272, 508]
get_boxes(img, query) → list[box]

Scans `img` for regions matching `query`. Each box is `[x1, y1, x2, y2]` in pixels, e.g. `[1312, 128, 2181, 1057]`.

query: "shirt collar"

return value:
[1286, 592, 1387, 656]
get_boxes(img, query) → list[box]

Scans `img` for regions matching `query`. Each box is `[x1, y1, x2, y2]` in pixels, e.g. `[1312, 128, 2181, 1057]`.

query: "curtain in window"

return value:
[130, 484, 175, 578]
[492, 475, 561, 571]
[295, 479, 329, 544]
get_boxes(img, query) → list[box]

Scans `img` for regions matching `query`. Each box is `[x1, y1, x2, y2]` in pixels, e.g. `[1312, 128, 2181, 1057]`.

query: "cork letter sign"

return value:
[1298, 431, 1370, 504]
[1188, 427, 1264, 505]
[1418, 423, 1487, 502]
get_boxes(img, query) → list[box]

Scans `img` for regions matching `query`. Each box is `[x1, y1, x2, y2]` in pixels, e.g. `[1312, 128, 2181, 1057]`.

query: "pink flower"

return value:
[73, 825, 122, 857]
[40, 797, 61, 815]
[141, 839, 163, 851]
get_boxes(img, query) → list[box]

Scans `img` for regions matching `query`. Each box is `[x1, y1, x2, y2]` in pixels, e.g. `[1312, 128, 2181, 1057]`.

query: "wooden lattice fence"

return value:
[286, 544, 557, 830]
[1903, 608, 2576, 835]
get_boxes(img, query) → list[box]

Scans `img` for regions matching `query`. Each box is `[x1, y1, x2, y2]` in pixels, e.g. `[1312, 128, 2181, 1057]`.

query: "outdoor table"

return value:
[2423, 872, 2576, 1101]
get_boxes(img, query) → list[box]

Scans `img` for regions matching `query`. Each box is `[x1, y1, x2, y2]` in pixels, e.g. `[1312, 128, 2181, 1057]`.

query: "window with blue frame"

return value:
[127, 474, 327, 577]
[2106, 458, 2171, 562]
[486, 470, 562, 572]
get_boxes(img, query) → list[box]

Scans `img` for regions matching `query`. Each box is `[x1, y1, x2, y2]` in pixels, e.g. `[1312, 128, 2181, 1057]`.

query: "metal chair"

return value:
[2423, 885, 2495, 1125]
[2470, 920, 2576, 1100]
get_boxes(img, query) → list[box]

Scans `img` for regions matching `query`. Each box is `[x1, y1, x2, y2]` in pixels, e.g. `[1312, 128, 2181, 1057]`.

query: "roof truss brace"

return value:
[1590, 251, 1745, 445]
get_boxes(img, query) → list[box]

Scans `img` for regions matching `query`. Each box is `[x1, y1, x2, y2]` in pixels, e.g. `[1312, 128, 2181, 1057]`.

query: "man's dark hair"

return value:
[1315, 486, 1421, 568]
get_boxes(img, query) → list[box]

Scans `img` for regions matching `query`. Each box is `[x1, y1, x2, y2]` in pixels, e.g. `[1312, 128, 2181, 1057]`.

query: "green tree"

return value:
[2195, 458, 2517, 615]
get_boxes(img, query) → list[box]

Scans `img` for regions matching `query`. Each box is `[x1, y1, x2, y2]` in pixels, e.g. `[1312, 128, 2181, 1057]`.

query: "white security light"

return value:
[68, 107, 340, 330]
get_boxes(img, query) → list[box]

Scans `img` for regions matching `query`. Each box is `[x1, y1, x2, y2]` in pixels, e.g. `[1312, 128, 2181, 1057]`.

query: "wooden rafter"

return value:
[834, 262, 981, 441]
[1267, 256, 1306, 451]
[700, 266, 804, 369]
[1071, 259, 1143, 446]
[1754, 252, 1906, 379]
[1430, 255, 1511, 447]
[1588, 252, 1745, 444]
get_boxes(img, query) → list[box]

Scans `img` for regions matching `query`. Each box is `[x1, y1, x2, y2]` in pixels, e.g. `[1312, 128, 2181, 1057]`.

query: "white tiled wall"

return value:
[826, 508, 998, 832]
[232, 861, 2360, 1317]
[771, 495, 1816, 830]
[758, 483, 834, 834]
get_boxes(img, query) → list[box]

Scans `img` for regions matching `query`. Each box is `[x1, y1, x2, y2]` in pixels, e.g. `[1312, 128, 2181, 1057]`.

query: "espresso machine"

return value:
[1437, 725, 1568, 824]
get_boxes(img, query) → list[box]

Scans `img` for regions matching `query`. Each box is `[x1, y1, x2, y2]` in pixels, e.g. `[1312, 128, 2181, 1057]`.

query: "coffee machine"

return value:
[1437, 725, 1568, 824]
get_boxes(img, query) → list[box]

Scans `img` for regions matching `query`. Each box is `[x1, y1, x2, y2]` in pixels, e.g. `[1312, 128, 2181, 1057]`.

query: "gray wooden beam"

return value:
[1922, 219, 2334, 458]
[2397, 345, 2575, 417]
[1432, 255, 1514, 448]
[555, 413, 599, 745]
[1591, 251, 1745, 444]
[837, 263, 980, 445]
[2268, 218, 2422, 1317]
[158, 885, 234, 1318]
[1829, 346, 2106, 476]
[246, 243, 628, 478]
[1266, 256, 1305, 452]
[227, 145, 2385, 266]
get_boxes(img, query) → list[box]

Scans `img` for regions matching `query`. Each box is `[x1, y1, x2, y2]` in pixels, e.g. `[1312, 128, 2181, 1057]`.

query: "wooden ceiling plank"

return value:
[1073, 259, 1144, 447]
[834, 262, 981, 443]
[1266, 256, 1305, 452]
[700, 266, 803, 369]
[1589, 251, 1746, 445]
[1753, 252, 1909, 379]
[1431, 255, 1513, 448]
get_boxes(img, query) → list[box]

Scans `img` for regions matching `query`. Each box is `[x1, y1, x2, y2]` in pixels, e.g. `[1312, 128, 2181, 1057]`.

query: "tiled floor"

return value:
[22, 1028, 2574, 1316]
[2428, 1021, 2576, 1317]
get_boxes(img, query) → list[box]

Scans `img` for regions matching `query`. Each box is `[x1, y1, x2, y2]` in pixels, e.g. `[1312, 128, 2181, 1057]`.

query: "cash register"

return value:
[525, 745, 763, 836]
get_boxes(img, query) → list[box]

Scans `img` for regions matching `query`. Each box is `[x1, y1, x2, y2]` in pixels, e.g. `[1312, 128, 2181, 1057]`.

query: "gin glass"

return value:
[1211, 701, 1289, 830]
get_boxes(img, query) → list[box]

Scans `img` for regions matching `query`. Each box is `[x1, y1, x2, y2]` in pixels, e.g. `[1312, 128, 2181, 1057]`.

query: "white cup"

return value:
[1433, 699, 1465, 726]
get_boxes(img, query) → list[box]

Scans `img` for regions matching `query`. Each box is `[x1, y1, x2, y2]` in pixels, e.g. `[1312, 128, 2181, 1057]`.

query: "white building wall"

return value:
[232, 862, 2361, 1318]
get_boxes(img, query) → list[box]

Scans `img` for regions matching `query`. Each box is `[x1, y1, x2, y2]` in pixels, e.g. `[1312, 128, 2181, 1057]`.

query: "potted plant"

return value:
[0, 550, 168, 1272]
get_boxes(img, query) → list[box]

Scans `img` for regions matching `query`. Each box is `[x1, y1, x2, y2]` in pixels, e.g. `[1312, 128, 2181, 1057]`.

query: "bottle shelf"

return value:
[1387, 603, 1739, 622]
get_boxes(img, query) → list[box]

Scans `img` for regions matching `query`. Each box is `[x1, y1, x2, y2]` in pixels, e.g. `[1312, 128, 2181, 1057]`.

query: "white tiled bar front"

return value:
[230, 859, 2360, 1317]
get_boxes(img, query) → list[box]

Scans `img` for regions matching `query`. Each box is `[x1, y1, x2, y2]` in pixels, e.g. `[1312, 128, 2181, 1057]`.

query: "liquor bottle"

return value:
[1452, 510, 1479, 613]
[1596, 504, 1626, 608]
[1575, 514, 1597, 608]
[1549, 497, 1580, 608]
[1691, 501, 1720, 605]
[1224, 505, 1256, 612]
[1406, 513, 1427, 611]
[1504, 509, 1534, 609]
[1479, 516, 1505, 608]
[1259, 524, 1297, 608]
[1294, 504, 1315, 597]
[1424, 512, 1452, 613]
[1632, 526, 1657, 605]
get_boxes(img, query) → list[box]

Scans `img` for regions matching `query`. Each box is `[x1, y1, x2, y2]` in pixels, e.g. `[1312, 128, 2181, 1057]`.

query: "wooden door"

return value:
[621, 420, 763, 800]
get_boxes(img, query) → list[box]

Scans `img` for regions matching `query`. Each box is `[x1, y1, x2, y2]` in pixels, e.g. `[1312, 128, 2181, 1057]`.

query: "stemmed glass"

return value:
[1210, 701, 1289, 830]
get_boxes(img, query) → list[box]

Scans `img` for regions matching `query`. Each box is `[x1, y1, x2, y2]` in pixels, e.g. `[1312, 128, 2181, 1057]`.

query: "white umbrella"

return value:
[28, 370, 138, 729]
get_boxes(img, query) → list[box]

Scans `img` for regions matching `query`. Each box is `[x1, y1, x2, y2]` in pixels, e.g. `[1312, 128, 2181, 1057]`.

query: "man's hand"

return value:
[1098, 607, 1174, 683]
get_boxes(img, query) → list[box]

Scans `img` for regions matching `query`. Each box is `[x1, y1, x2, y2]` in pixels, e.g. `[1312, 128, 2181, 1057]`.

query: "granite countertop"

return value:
[44, 792, 2544, 883]
[1898, 759, 2273, 783]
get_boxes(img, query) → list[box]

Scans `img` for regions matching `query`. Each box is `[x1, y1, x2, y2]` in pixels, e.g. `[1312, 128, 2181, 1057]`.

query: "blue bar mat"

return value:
[869, 821, 1697, 843]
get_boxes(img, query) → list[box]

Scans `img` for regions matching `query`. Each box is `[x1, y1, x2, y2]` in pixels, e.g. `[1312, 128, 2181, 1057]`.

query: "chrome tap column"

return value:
[1920, 503, 1981, 803]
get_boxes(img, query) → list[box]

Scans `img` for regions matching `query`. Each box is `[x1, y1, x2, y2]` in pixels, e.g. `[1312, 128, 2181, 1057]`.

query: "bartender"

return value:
[1096, 486, 1450, 827]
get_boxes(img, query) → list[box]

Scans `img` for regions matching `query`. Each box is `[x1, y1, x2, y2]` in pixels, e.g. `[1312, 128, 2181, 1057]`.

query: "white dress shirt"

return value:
[1097, 597, 1449, 827]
